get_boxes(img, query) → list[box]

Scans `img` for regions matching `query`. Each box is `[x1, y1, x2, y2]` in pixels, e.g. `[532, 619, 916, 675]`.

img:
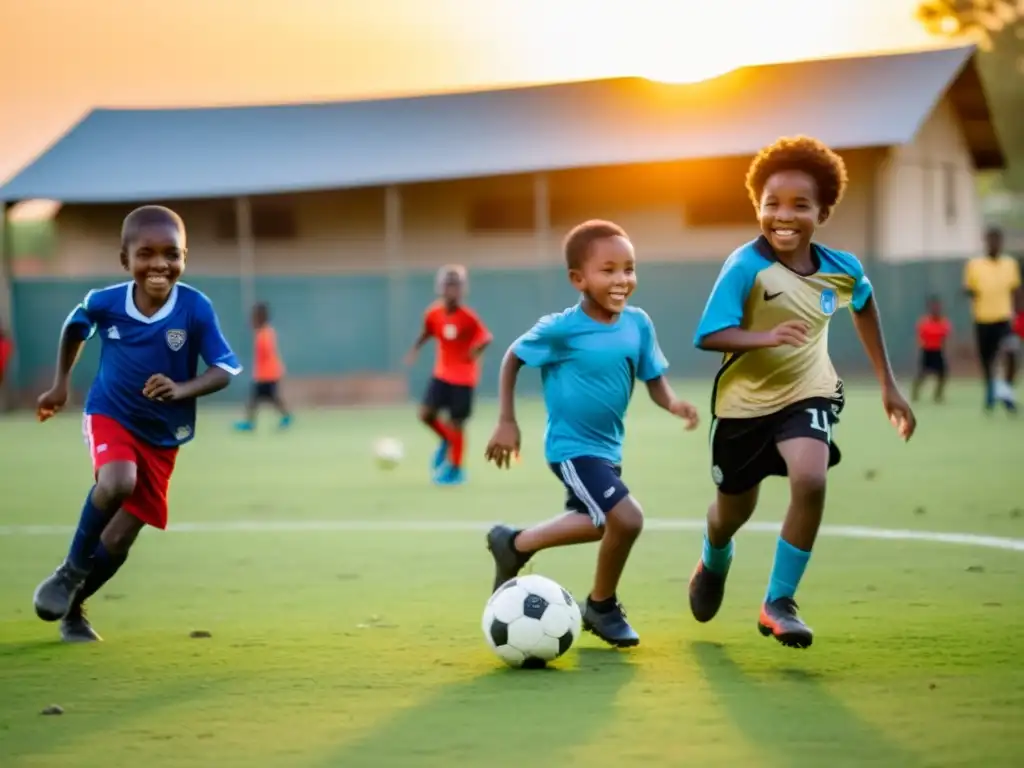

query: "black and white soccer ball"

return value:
[482, 573, 582, 668]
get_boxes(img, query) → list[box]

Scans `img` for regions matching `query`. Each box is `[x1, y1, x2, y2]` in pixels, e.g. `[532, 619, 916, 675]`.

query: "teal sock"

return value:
[766, 537, 811, 602]
[701, 534, 734, 575]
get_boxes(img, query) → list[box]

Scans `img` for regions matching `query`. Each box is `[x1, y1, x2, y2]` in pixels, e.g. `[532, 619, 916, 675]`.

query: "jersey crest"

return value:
[166, 329, 187, 351]
[819, 288, 838, 316]
[442, 323, 458, 340]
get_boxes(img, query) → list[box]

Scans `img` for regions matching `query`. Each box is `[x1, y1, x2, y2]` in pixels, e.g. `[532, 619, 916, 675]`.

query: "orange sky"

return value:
[1, 0, 945, 186]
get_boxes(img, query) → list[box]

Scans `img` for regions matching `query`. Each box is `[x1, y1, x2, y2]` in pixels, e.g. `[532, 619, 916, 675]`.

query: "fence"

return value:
[7, 256, 980, 406]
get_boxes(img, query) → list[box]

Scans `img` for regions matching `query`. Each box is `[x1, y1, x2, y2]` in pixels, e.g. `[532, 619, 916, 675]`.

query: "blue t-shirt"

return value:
[63, 281, 242, 447]
[513, 304, 668, 464]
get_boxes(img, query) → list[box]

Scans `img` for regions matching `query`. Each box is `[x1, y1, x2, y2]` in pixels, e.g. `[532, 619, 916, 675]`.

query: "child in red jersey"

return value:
[0, 322, 12, 389]
[912, 295, 952, 403]
[405, 265, 492, 486]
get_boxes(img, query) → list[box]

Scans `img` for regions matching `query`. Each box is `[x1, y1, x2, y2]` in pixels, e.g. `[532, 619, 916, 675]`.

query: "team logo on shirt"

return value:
[442, 323, 458, 340]
[166, 329, 187, 351]
[819, 289, 838, 316]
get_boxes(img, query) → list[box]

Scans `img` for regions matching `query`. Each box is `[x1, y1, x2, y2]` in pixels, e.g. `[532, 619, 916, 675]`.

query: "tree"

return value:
[917, 2, 1024, 189]
[916, 1, 1024, 48]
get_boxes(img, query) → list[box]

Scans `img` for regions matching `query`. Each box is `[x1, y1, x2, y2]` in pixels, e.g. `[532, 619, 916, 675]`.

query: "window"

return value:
[215, 203, 298, 240]
[467, 198, 535, 233]
[684, 189, 753, 227]
[943, 163, 957, 225]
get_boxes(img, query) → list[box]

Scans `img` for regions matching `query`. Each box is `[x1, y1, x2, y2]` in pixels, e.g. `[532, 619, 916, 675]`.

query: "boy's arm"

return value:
[469, 312, 493, 358]
[496, 348, 524, 424]
[182, 295, 242, 399]
[851, 296, 897, 389]
[39, 297, 97, 418]
[694, 253, 771, 352]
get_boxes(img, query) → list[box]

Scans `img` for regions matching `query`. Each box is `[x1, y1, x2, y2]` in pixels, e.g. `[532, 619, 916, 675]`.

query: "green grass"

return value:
[1, 381, 1023, 767]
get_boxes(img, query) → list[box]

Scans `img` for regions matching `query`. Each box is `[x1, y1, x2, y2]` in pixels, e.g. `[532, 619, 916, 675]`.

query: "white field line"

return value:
[0, 519, 1022, 552]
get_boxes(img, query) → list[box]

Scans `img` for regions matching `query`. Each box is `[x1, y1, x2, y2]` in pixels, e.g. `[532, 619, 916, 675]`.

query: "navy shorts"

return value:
[548, 457, 630, 527]
[252, 381, 280, 401]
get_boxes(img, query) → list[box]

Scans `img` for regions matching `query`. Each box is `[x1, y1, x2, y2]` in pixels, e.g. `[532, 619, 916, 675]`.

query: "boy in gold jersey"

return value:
[688, 136, 917, 649]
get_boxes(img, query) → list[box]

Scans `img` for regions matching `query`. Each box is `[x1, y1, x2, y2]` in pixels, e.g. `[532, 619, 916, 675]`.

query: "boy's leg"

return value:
[61, 441, 177, 643]
[688, 415, 769, 623]
[689, 486, 759, 622]
[269, 382, 293, 426]
[435, 386, 474, 484]
[235, 384, 262, 430]
[419, 379, 457, 470]
[759, 434, 831, 649]
[934, 355, 948, 403]
[34, 415, 137, 622]
[977, 323, 999, 410]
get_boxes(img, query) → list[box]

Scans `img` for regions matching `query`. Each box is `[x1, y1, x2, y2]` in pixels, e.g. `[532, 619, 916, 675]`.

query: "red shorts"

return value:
[83, 414, 179, 530]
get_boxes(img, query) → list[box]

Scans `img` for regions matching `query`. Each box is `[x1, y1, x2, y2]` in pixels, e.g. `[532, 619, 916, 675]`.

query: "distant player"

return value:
[235, 302, 292, 431]
[963, 227, 1020, 412]
[33, 205, 241, 642]
[911, 296, 951, 403]
[484, 220, 699, 648]
[688, 137, 916, 649]
[0, 321, 12, 389]
[404, 265, 492, 485]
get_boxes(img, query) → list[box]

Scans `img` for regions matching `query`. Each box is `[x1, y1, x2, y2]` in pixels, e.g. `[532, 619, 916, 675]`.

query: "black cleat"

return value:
[758, 597, 814, 648]
[582, 598, 640, 648]
[33, 561, 88, 622]
[486, 524, 531, 593]
[60, 605, 102, 643]
[688, 560, 728, 623]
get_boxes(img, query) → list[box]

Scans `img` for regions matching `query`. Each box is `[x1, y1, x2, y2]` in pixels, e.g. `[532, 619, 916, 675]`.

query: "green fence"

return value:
[9, 258, 975, 403]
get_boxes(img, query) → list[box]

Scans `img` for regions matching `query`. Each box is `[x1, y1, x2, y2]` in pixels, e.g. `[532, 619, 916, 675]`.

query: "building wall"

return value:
[45, 152, 880, 278]
[9, 148, 978, 404]
[877, 96, 984, 262]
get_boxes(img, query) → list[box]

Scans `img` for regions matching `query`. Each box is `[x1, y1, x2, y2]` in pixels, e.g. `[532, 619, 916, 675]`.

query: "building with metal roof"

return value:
[0, 45, 1000, 204]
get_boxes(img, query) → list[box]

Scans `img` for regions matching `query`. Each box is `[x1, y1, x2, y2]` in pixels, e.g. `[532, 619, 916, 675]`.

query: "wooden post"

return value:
[533, 173, 552, 308]
[0, 201, 16, 410]
[384, 185, 404, 371]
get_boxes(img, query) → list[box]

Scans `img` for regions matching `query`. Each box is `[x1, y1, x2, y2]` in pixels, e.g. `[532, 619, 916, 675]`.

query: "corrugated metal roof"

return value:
[0, 46, 993, 203]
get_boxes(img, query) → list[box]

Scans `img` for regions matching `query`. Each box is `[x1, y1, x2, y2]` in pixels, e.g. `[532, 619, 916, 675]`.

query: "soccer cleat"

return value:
[486, 524, 531, 593]
[688, 560, 729, 623]
[582, 598, 640, 648]
[60, 605, 102, 643]
[233, 420, 255, 432]
[433, 464, 465, 486]
[758, 597, 814, 648]
[278, 414, 293, 429]
[33, 561, 89, 622]
[431, 440, 449, 471]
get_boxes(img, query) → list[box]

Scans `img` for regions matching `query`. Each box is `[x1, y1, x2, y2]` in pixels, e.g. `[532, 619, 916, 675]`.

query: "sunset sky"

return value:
[1, 0, 946, 186]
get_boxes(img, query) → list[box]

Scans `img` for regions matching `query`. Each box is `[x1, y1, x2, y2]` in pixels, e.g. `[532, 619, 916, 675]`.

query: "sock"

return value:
[66, 488, 111, 571]
[701, 533, 734, 575]
[449, 428, 465, 468]
[589, 594, 618, 613]
[765, 537, 812, 603]
[73, 542, 128, 608]
[426, 418, 457, 444]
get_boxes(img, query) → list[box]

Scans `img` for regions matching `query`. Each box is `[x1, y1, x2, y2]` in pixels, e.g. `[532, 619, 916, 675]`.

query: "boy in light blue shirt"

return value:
[485, 219, 700, 647]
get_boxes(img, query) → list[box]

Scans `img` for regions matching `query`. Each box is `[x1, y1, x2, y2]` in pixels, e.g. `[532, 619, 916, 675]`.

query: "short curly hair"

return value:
[745, 136, 848, 220]
[563, 219, 628, 270]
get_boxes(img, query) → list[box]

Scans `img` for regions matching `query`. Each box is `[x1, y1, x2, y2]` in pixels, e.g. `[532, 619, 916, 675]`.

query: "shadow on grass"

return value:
[316, 647, 638, 768]
[691, 640, 921, 767]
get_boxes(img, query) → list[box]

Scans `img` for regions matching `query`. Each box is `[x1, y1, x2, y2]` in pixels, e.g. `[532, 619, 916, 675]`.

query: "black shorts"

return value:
[711, 396, 842, 496]
[920, 349, 947, 375]
[976, 321, 1011, 366]
[422, 377, 474, 421]
[252, 381, 280, 401]
[548, 457, 629, 527]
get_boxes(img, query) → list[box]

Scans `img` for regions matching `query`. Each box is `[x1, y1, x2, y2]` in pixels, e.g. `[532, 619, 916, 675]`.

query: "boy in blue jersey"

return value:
[688, 136, 916, 649]
[484, 220, 700, 647]
[33, 205, 241, 643]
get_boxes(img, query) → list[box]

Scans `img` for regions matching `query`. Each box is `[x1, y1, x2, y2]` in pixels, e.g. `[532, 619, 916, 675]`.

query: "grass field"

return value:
[1, 381, 1023, 767]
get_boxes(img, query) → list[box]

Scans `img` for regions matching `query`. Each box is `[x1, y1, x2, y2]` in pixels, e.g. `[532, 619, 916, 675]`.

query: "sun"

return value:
[636, 50, 739, 85]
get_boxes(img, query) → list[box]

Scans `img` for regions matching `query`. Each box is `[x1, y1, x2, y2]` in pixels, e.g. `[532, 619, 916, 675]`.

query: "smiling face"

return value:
[758, 169, 824, 256]
[122, 222, 186, 306]
[569, 235, 637, 319]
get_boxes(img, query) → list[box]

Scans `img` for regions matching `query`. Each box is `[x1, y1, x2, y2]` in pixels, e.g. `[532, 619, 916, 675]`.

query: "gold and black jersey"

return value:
[694, 236, 873, 419]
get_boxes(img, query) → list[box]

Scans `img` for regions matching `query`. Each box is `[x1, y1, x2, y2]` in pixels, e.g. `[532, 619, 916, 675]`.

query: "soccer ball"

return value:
[373, 437, 404, 469]
[482, 574, 582, 668]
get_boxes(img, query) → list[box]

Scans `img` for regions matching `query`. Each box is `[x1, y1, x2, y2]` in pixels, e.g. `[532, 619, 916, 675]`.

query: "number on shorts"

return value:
[806, 408, 832, 442]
